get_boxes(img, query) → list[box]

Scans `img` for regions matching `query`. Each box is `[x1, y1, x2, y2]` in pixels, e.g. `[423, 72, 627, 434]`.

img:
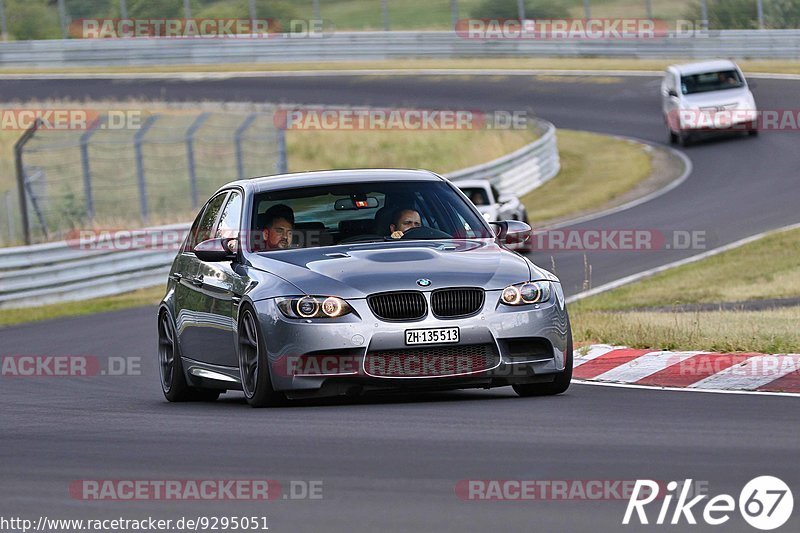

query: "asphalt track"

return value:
[1, 73, 799, 532]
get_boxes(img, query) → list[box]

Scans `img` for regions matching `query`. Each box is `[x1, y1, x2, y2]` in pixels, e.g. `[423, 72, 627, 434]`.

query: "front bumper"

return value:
[679, 108, 758, 131]
[254, 286, 570, 397]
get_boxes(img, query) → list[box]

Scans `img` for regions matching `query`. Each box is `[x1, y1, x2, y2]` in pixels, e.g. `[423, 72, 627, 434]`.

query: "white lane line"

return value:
[573, 344, 620, 367]
[567, 222, 800, 303]
[573, 379, 800, 398]
[689, 354, 800, 390]
[593, 350, 704, 383]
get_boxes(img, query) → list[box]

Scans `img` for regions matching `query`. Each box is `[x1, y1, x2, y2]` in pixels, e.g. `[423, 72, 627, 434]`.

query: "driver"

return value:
[389, 208, 422, 239]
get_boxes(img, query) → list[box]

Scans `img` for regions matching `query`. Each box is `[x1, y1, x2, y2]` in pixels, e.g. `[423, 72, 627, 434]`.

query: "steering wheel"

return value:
[400, 226, 452, 240]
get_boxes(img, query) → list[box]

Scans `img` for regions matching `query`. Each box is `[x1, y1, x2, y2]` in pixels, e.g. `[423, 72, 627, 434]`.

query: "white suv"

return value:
[662, 60, 758, 146]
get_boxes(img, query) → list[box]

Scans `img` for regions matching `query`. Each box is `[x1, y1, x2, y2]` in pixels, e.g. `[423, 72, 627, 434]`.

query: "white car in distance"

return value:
[661, 59, 758, 146]
[456, 180, 528, 225]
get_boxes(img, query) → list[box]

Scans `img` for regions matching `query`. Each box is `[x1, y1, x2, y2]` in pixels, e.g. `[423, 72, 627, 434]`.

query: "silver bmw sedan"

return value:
[158, 169, 572, 407]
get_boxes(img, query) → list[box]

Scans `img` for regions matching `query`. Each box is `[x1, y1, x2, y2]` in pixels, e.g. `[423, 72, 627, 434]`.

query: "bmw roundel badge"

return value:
[416, 279, 432, 287]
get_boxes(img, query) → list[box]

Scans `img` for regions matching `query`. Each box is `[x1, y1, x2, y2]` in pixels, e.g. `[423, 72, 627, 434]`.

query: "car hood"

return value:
[248, 240, 533, 299]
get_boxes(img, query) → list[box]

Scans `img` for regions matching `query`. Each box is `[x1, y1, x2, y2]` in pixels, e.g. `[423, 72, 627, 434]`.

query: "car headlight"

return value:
[500, 281, 551, 306]
[276, 296, 354, 318]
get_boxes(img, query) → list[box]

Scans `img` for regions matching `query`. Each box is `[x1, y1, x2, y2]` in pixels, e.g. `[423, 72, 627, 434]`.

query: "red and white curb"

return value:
[574, 345, 800, 395]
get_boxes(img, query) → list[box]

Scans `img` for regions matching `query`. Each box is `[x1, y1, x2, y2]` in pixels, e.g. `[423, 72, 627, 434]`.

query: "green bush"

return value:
[7, 0, 61, 40]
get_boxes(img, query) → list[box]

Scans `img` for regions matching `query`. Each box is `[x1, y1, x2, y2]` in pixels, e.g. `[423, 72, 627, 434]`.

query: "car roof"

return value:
[217, 168, 445, 196]
[668, 60, 740, 76]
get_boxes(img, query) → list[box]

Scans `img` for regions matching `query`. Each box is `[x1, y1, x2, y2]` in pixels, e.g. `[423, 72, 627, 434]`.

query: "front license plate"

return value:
[405, 327, 460, 345]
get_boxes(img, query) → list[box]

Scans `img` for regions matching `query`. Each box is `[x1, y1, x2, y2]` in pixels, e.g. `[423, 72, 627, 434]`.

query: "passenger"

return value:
[260, 204, 294, 250]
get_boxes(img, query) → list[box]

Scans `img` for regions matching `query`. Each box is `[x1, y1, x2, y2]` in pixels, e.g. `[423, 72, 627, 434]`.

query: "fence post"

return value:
[313, 0, 321, 21]
[0, 0, 8, 41]
[583, 0, 591, 18]
[276, 128, 288, 174]
[645, 0, 652, 19]
[700, 0, 708, 29]
[57, 0, 68, 38]
[119, 0, 128, 19]
[757, 0, 764, 29]
[4, 191, 14, 243]
[185, 112, 211, 209]
[14, 119, 41, 245]
[80, 116, 105, 221]
[134, 114, 159, 223]
[381, 0, 389, 31]
[234, 113, 257, 181]
[248, 0, 256, 29]
[24, 169, 49, 240]
[516, 0, 525, 21]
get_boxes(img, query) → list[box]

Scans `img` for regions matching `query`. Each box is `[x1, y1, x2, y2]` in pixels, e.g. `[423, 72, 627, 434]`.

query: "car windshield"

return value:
[249, 180, 493, 252]
[681, 69, 744, 94]
[459, 187, 491, 206]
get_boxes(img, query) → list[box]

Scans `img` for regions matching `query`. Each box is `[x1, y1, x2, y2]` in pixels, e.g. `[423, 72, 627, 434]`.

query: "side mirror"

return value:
[667, 89, 678, 98]
[490, 220, 532, 249]
[194, 237, 238, 262]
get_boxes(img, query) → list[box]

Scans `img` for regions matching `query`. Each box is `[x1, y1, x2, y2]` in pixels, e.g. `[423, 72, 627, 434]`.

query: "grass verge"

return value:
[571, 307, 800, 354]
[522, 130, 652, 224]
[571, 227, 800, 353]
[0, 285, 166, 328]
[286, 127, 536, 174]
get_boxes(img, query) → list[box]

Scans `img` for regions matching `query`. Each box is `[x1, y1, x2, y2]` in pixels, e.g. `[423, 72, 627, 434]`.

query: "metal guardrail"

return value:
[0, 31, 798, 68]
[0, 118, 559, 309]
[447, 118, 559, 196]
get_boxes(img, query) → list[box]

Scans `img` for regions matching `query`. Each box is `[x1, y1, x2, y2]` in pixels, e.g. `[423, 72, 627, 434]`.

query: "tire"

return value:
[158, 311, 220, 402]
[237, 305, 287, 408]
[668, 128, 679, 145]
[513, 319, 573, 397]
[748, 129, 759, 137]
[677, 130, 692, 147]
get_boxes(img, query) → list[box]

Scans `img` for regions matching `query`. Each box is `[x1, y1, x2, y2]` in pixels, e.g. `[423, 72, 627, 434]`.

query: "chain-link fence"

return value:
[4, 108, 286, 245]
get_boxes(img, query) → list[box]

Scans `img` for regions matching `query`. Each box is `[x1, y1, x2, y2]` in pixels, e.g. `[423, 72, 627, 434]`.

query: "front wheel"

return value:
[238, 306, 286, 408]
[513, 320, 572, 397]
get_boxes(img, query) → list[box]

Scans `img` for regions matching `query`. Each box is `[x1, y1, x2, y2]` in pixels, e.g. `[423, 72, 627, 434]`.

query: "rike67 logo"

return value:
[624, 477, 793, 530]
